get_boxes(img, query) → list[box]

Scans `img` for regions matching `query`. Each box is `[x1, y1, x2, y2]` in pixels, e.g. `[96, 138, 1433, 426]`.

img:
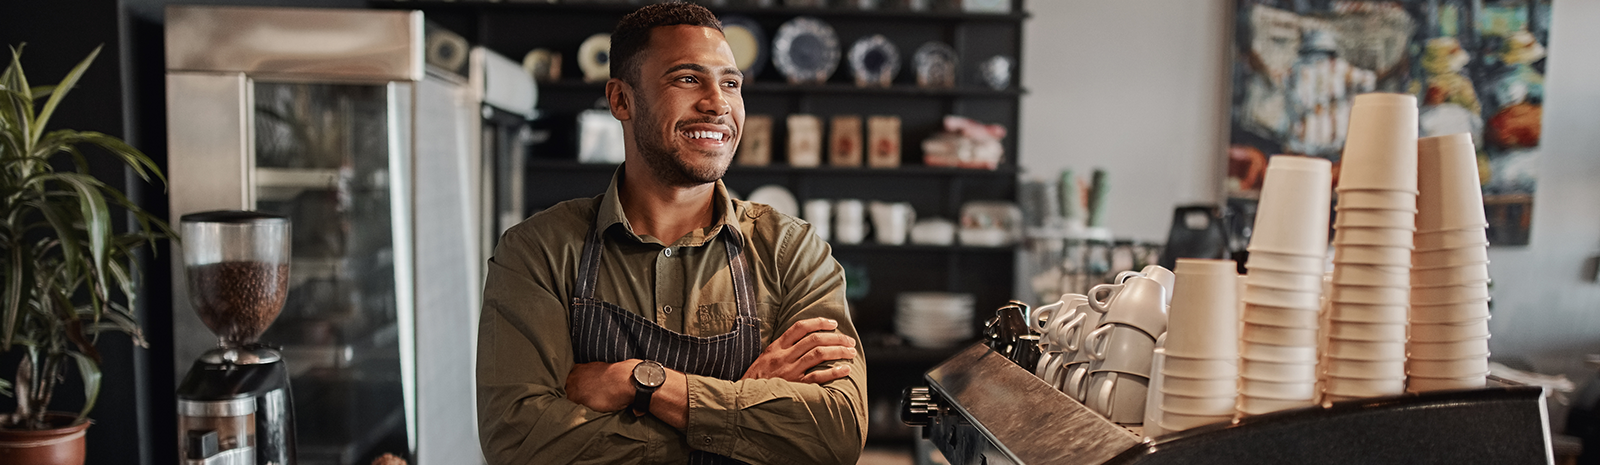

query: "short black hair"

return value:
[611, 2, 723, 85]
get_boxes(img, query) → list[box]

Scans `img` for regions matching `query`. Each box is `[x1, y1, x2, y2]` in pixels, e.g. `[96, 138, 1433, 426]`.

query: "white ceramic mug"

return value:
[870, 201, 916, 245]
[834, 199, 867, 244]
[1088, 276, 1169, 338]
[803, 199, 832, 241]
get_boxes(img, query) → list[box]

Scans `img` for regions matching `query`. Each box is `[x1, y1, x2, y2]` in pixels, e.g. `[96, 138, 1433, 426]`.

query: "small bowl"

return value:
[1325, 302, 1408, 323]
[1327, 284, 1410, 306]
[1409, 320, 1490, 342]
[1407, 358, 1490, 378]
[1408, 337, 1490, 360]
[1320, 357, 1407, 379]
[1240, 340, 1319, 363]
[1239, 358, 1318, 382]
[1324, 321, 1407, 342]
[1241, 322, 1319, 346]
[1242, 303, 1320, 328]
[1324, 338, 1407, 361]
[1323, 375, 1406, 397]
[1239, 377, 1317, 400]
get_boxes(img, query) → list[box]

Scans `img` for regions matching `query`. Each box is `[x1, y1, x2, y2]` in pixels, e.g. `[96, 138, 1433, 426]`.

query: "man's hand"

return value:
[566, 361, 637, 413]
[742, 317, 857, 384]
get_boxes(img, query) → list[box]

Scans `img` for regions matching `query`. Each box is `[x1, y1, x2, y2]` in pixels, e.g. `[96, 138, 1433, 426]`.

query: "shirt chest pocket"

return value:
[690, 302, 740, 337]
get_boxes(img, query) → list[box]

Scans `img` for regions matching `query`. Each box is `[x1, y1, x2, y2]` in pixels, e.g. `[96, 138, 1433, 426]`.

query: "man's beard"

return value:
[633, 96, 730, 187]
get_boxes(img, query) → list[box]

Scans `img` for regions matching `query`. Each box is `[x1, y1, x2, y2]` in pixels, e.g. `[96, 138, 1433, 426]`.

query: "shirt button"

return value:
[663, 248, 672, 257]
[702, 435, 712, 445]
[663, 305, 673, 315]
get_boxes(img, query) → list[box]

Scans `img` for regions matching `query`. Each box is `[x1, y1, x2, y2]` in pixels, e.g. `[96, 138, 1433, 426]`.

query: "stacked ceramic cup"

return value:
[1157, 259, 1241, 431]
[1082, 272, 1169, 425]
[1239, 155, 1332, 415]
[1321, 93, 1419, 402]
[1407, 133, 1492, 393]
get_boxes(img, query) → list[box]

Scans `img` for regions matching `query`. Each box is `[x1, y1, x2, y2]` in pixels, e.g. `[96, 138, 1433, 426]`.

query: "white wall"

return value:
[1021, 0, 1600, 382]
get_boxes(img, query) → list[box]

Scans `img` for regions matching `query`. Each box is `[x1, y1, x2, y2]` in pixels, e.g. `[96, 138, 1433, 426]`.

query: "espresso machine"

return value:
[177, 211, 298, 465]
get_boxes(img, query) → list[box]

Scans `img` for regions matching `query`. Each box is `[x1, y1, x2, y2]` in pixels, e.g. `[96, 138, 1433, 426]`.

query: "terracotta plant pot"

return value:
[0, 413, 89, 465]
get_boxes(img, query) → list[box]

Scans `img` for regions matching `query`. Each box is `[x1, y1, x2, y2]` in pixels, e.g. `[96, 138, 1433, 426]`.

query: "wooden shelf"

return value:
[832, 242, 1015, 254]
[527, 159, 1017, 176]
[539, 79, 1024, 97]
[372, 1, 1029, 23]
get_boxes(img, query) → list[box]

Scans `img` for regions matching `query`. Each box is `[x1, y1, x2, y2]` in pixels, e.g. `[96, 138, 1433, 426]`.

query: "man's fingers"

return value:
[798, 364, 851, 385]
[789, 331, 856, 354]
[797, 345, 856, 369]
[775, 317, 839, 349]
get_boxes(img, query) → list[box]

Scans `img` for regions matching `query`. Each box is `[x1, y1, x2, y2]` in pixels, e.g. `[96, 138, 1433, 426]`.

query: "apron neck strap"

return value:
[576, 203, 758, 320]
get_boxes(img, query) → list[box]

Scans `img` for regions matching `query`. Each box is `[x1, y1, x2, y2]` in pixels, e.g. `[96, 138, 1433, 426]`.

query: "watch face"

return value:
[634, 361, 667, 388]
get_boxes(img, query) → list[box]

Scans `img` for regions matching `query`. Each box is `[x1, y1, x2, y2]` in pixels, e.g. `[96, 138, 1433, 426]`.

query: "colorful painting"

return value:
[1226, 0, 1551, 245]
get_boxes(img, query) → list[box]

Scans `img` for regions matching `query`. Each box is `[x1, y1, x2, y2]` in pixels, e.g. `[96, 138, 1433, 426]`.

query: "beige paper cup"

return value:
[1411, 263, 1491, 285]
[1245, 250, 1328, 273]
[1161, 411, 1233, 431]
[1246, 269, 1327, 291]
[1321, 357, 1407, 378]
[1414, 228, 1489, 249]
[1324, 321, 1408, 342]
[1332, 245, 1414, 266]
[1407, 374, 1487, 393]
[1417, 133, 1489, 231]
[1238, 395, 1314, 415]
[1333, 226, 1417, 247]
[1411, 282, 1490, 303]
[1327, 302, 1408, 323]
[1240, 358, 1318, 382]
[1250, 155, 1334, 255]
[1408, 358, 1490, 378]
[1161, 356, 1239, 379]
[1409, 320, 1490, 342]
[1242, 285, 1323, 309]
[1242, 322, 1319, 346]
[1160, 391, 1238, 416]
[1414, 246, 1490, 268]
[1242, 303, 1320, 328]
[1327, 284, 1410, 305]
[1166, 259, 1242, 359]
[1240, 377, 1317, 401]
[1160, 375, 1238, 398]
[1324, 337, 1407, 361]
[1337, 93, 1419, 192]
[1334, 208, 1418, 230]
[1241, 340, 1319, 363]
[1323, 375, 1406, 397]
[1330, 263, 1410, 287]
[1408, 337, 1491, 360]
[1337, 189, 1418, 211]
[1410, 300, 1491, 324]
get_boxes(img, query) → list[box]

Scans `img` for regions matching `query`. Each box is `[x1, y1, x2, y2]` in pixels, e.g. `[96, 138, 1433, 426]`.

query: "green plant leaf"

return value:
[67, 131, 163, 184]
[3, 46, 33, 150]
[67, 351, 99, 423]
[2, 244, 24, 349]
[31, 173, 111, 298]
[28, 199, 82, 280]
[30, 45, 99, 145]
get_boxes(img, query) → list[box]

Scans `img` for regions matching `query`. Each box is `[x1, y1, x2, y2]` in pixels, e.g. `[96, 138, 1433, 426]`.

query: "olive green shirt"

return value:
[476, 168, 867, 464]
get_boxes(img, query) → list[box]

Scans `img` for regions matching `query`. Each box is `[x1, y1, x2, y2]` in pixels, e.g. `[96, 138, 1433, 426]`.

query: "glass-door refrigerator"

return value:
[165, 6, 482, 464]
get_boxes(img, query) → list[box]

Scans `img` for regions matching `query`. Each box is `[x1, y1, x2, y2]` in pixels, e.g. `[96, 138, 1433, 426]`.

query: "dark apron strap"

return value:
[576, 208, 756, 323]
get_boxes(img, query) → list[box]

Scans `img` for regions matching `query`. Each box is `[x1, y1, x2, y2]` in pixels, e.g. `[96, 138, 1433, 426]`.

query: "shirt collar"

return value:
[597, 164, 741, 247]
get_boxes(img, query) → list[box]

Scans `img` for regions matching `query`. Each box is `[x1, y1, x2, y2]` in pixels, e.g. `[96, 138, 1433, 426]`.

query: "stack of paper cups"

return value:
[1322, 93, 1418, 402]
[1239, 156, 1331, 415]
[1408, 133, 1492, 393]
[1159, 259, 1240, 431]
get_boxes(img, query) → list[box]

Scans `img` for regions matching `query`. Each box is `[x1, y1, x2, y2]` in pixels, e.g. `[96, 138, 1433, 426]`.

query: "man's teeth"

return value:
[687, 131, 724, 141]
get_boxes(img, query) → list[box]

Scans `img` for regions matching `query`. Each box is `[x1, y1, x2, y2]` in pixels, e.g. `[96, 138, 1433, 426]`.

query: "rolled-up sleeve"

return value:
[684, 221, 868, 465]
[476, 225, 684, 463]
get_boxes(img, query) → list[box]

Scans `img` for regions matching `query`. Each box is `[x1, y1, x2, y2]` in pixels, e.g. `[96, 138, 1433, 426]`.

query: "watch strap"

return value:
[632, 383, 654, 414]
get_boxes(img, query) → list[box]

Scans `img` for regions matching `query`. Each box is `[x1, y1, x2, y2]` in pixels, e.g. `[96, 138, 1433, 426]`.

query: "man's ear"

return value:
[606, 78, 632, 121]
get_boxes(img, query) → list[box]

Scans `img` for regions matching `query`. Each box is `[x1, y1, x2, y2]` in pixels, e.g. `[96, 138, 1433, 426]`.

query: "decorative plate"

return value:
[719, 15, 767, 78]
[577, 33, 612, 83]
[772, 17, 839, 85]
[980, 55, 1014, 90]
[913, 41, 958, 88]
[848, 34, 900, 87]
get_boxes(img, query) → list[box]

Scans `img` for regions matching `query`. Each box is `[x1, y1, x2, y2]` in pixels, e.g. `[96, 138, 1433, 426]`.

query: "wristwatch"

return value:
[631, 360, 666, 414]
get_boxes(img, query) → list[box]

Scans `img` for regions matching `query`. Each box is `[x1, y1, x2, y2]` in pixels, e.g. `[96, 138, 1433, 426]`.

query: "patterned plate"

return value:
[719, 15, 767, 78]
[913, 41, 958, 88]
[848, 34, 900, 87]
[772, 17, 839, 85]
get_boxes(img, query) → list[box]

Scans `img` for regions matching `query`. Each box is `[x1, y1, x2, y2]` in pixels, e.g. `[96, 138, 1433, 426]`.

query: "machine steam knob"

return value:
[900, 386, 939, 427]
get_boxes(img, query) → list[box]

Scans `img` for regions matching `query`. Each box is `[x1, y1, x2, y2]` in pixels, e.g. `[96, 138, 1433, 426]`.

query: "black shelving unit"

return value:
[374, 0, 1028, 443]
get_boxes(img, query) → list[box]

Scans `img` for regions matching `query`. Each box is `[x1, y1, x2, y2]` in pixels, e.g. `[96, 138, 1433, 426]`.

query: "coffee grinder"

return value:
[176, 211, 297, 465]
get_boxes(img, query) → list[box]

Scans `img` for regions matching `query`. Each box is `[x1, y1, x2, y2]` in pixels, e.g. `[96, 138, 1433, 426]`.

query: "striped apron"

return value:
[570, 217, 762, 464]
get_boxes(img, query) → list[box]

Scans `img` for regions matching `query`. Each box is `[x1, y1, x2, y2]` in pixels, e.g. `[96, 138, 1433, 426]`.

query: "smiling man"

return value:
[475, 3, 867, 464]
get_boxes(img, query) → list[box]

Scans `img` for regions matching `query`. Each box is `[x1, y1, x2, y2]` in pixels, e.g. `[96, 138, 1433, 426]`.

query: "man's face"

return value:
[626, 25, 745, 187]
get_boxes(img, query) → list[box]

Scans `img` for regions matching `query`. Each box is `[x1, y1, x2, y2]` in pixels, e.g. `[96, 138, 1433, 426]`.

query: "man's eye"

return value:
[677, 76, 698, 84]
[723, 80, 741, 88]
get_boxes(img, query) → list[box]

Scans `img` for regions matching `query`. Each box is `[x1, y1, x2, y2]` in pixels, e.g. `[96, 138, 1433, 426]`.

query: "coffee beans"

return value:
[189, 261, 290, 345]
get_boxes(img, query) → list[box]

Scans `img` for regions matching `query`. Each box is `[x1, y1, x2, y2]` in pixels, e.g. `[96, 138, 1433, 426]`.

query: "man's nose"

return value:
[697, 88, 731, 116]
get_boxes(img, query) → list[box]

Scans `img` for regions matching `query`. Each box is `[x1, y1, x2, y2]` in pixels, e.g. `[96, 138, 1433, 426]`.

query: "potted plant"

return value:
[0, 44, 170, 464]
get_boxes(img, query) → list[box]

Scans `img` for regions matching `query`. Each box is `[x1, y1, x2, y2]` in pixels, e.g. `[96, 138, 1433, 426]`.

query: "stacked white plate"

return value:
[896, 292, 975, 348]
